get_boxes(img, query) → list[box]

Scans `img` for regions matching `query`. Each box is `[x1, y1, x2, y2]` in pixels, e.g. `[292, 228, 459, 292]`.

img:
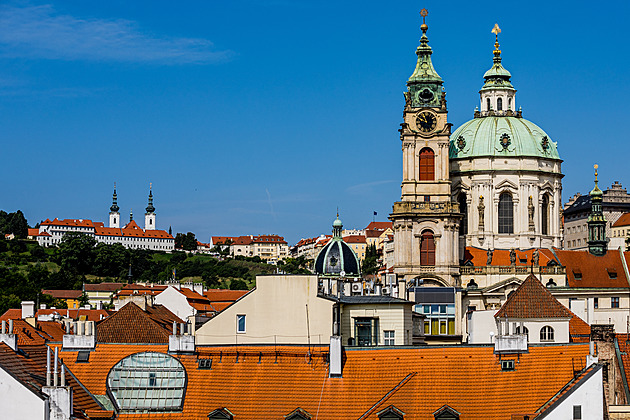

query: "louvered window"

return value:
[419, 148, 435, 181]
[420, 230, 435, 266]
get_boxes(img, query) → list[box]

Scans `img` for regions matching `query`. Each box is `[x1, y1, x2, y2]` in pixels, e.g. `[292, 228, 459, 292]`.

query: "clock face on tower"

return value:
[416, 111, 437, 133]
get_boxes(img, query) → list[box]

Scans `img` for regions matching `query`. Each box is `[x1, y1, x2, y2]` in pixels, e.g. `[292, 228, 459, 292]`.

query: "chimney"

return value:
[43, 347, 72, 420]
[329, 336, 342, 377]
[168, 322, 195, 354]
[21, 301, 35, 319]
[62, 321, 95, 351]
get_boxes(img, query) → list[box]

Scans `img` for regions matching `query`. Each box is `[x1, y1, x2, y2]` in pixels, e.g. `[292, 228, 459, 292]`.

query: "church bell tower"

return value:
[389, 10, 461, 286]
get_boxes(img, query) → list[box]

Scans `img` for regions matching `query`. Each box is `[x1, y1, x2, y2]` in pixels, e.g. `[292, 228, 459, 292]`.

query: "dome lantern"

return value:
[479, 24, 517, 117]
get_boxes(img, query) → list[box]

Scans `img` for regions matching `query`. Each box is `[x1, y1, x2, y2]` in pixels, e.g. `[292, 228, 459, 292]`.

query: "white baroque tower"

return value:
[389, 11, 461, 287]
[144, 184, 156, 231]
[109, 183, 120, 228]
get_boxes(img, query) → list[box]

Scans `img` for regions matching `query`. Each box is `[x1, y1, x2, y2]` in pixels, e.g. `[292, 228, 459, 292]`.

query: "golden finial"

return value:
[420, 8, 428, 33]
[491, 23, 501, 57]
[492, 23, 501, 40]
[594, 164, 599, 182]
[149, 182, 152, 190]
[114, 182, 116, 189]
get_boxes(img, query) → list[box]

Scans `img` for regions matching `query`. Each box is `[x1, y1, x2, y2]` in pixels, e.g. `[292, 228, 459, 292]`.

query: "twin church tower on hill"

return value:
[389, 13, 564, 287]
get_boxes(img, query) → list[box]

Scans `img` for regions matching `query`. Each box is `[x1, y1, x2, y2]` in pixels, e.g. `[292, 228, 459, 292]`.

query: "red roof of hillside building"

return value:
[96, 302, 181, 343]
[27, 228, 41, 237]
[212, 236, 236, 245]
[251, 234, 287, 244]
[204, 289, 249, 302]
[343, 235, 367, 244]
[495, 274, 573, 319]
[114, 283, 167, 297]
[464, 247, 557, 267]
[118, 221, 173, 239]
[94, 226, 123, 237]
[365, 221, 393, 231]
[41, 289, 82, 300]
[554, 249, 629, 288]
[58, 343, 591, 420]
[613, 213, 630, 227]
[0, 343, 108, 418]
[84, 282, 124, 293]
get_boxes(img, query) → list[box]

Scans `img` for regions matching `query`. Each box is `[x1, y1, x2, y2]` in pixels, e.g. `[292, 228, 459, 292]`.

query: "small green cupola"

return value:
[588, 164, 608, 256]
[314, 214, 361, 278]
[145, 183, 155, 214]
[405, 9, 444, 109]
[110, 183, 120, 213]
[478, 24, 518, 117]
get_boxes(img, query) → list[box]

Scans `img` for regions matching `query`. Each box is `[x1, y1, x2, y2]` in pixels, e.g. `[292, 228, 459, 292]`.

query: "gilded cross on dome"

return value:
[420, 8, 428, 23]
[492, 23, 501, 39]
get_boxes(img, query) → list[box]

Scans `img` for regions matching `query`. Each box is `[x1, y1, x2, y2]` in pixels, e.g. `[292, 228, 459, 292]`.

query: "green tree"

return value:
[229, 278, 248, 290]
[281, 256, 312, 274]
[56, 232, 97, 275]
[0, 210, 29, 238]
[362, 244, 379, 275]
[175, 232, 198, 251]
[93, 243, 128, 277]
[78, 291, 90, 307]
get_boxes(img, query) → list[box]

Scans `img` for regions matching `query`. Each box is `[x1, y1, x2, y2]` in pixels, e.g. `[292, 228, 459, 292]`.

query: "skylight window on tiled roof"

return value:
[107, 351, 186, 413]
[76, 350, 90, 363]
[501, 359, 515, 371]
[573, 271, 582, 280]
[608, 269, 618, 279]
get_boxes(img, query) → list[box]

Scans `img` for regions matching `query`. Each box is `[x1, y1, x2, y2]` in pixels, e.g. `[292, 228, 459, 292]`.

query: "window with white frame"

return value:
[384, 330, 395, 346]
[540, 326, 554, 342]
[236, 314, 246, 333]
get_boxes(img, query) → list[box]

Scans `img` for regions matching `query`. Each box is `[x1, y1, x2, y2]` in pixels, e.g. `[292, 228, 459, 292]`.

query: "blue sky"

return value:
[1, 1, 629, 245]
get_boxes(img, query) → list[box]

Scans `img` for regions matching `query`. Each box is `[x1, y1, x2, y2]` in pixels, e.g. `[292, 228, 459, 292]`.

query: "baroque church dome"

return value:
[314, 216, 361, 277]
[449, 116, 560, 160]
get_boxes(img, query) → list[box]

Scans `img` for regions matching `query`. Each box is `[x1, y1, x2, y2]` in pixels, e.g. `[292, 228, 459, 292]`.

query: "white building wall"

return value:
[0, 367, 47, 419]
[154, 287, 195, 321]
[539, 367, 603, 420]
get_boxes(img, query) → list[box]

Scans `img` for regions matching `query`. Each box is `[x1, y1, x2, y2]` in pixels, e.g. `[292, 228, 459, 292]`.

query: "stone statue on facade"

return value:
[486, 249, 493, 266]
[528, 196, 535, 231]
[478, 196, 485, 231]
[510, 248, 516, 266]
[532, 249, 539, 266]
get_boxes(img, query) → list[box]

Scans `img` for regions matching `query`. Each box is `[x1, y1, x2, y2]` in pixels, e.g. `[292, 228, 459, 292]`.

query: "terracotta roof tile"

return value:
[96, 302, 182, 343]
[365, 221, 393, 231]
[613, 213, 630, 227]
[343, 235, 367, 244]
[203, 289, 249, 302]
[84, 282, 124, 292]
[495, 274, 573, 319]
[59, 343, 591, 420]
[41, 289, 83, 300]
[555, 249, 629, 288]
[41, 218, 95, 228]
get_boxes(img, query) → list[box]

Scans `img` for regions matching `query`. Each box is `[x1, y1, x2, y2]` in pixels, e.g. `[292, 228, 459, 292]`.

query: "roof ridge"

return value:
[495, 274, 572, 319]
[357, 371, 417, 420]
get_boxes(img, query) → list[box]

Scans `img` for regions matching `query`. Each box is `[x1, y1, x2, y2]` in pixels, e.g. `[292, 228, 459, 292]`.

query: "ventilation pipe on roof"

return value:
[169, 322, 195, 354]
[43, 346, 72, 420]
[62, 321, 95, 351]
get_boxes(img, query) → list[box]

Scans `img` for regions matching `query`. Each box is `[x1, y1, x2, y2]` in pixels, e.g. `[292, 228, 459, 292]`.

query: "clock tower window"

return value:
[419, 148, 435, 181]
[420, 230, 436, 266]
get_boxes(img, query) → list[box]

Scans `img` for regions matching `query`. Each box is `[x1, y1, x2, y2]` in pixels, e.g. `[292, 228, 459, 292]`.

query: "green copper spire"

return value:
[110, 182, 119, 213]
[588, 164, 607, 256]
[145, 183, 155, 214]
[332, 212, 343, 238]
[481, 24, 515, 91]
[405, 9, 443, 108]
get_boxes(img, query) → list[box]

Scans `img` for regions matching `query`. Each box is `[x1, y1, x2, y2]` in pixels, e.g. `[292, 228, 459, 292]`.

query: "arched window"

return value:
[458, 193, 467, 235]
[515, 326, 529, 336]
[419, 148, 435, 181]
[497, 97, 503, 111]
[420, 230, 435, 266]
[498, 193, 514, 234]
[542, 195, 549, 235]
[508, 98, 512, 110]
[486, 98, 491, 111]
[540, 326, 554, 342]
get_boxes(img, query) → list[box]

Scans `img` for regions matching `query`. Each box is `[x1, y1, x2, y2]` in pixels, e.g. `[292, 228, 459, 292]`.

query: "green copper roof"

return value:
[480, 36, 514, 92]
[408, 24, 442, 84]
[449, 116, 560, 160]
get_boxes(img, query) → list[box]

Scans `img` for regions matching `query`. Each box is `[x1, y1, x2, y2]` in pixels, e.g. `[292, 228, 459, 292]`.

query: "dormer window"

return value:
[433, 405, 460, 420]
[378, 405, 405, 420]
[285, 408, 312, 420]
[573, 271, 582, 280]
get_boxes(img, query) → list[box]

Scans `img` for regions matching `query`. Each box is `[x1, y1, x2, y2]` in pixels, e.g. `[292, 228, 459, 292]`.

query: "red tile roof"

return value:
[41, 289, 82, 300]
[41, 218, 95, 228]
[203, 289, 249, 302]
[495, 274, 573, 319]
[36, 308, 111, 322]
[569, 315, 591, 342]
[554, 249, 629, 288]
[114, 283, 167, 297]
[365, 221, 393, 231]
[59, 343, 591, 420]
[96, 302, 182, 343]
[84, 282, 124, 292]
[343, 235, 367, 244]
[613, 213, 630, 227]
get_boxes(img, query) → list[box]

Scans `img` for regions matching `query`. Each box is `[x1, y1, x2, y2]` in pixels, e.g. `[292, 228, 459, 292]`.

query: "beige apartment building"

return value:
[211, 234, 288, 262]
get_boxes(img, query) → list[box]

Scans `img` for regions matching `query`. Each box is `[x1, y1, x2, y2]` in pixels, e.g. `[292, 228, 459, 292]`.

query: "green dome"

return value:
[333, 217, 343, 228]
[449, 116, 560, 160]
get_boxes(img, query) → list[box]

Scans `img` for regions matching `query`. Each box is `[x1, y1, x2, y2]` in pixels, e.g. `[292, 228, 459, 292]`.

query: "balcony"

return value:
[494, 334, 528, 354]
[392, 201, 459, 215]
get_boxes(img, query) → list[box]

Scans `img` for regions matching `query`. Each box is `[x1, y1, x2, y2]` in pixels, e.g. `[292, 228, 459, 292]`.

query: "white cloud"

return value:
[0, 4, 232, 64]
